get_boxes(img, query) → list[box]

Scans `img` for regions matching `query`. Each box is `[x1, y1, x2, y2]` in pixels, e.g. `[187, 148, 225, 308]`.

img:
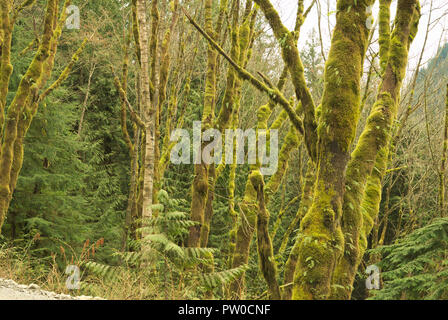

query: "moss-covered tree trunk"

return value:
[188, 0, 421, 300]
[0, 0, 83, 232]
[248, 0, 372, 299]
[227, 1, 309, 297]
[187, 0, 218, 248]
[199, 0, 230, 249]
[331, 0, 421, 299]
[251, 170, 281, 299]
[290, 0, 374, 300]
[440, 84, 448, 215]
[228, 71, 292, 299]
[154, 0, 179, 196]
[282, 162, 315, 300]
[115, 23, 146, 249]
[253, 0, 318, 161]
[212, 0, 257, 257]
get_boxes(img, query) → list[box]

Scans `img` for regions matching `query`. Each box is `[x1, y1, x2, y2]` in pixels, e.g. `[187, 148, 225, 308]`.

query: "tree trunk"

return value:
[187, 0, 218, 248]
[331, 0, 420, 299]
[135, 0, 156, 234]
[0, 0, 80, 232]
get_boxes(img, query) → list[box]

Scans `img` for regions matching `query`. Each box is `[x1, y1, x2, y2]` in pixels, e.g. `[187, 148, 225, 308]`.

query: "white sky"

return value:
[272, 0, 448, 72]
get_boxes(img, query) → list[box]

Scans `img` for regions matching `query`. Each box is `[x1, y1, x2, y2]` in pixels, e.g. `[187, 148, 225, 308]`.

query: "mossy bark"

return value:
[188, 0, 218, 248]
[439, 84, 448, 215]
[222, 0, 258, 255]
[228, 68, 291, 299]
[250, 146, 298, 300]
[0, 0, 13, 135]
[264, 126, 300, 201]
[253, 0, 318, 161]
[115, 28, 141, 249]
[198, 0, 256, 249]
[251, 170, 281, 300]
[0, 0, 79, 232]
[280, 161, 315, 257]
[291, 0, 375, 300]
[281, 162, 315, 300]
[378, 0, 392, 73]
[226, 2, 311, 296]
[359, 147, 388, 254]
[331, 0, 420, 299]
[229, 177, 257, 299]
[200, 164, 215, 248]
[226, 109, 239, 256]
[154, 0, 179, 196]
[201, 0, 238, 249]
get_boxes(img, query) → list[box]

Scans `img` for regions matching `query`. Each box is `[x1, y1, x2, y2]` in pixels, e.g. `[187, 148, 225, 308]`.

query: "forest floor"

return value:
[0, 278, 103, 300]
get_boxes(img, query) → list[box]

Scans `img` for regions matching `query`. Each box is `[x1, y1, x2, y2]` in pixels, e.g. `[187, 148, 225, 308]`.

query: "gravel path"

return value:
[0, 278, 103, 300]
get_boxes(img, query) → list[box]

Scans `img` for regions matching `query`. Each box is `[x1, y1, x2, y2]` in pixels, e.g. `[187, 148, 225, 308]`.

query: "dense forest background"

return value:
[1, 0, 448, 300]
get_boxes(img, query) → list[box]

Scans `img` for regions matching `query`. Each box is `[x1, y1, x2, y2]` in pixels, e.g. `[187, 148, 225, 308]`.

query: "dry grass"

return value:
[0, 241, 200, 300]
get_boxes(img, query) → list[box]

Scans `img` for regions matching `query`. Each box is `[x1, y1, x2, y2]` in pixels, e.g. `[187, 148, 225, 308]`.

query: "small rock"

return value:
[5, 279, 16, 286]
[28, 283, 40, 290]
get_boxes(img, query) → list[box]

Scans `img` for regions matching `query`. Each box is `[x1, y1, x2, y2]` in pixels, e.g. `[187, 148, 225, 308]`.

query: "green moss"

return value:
[288, 0, 376, 300]
[291, 180, 344, 300]
[257, 105, 270, 126]
[131, 0, 141, 64]
[229, 178, 257, 298]
[253, 0, 318, 161]
[189, 0, 218, 247]
[282, 162, 315, 299]
[0, 0, 60, 231]
[249, 170, 264, 190]
[440, 84, 448, 214]
[378, 0, 392, 73]
[265, 127, 300, 200]
[331, 0, 421, 299]
[0, 0, 14, 132]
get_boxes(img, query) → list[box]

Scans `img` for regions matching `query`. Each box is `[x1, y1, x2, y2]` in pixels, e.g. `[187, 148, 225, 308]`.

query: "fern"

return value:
[370, 218, 448, 300]
[78, 190, 248, 298]
[83, 261, 123, 281]
[198, 264, 249, 289]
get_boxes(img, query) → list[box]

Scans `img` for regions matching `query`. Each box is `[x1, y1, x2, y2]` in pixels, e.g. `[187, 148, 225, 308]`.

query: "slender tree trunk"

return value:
[252, 171, 281, 300]
[188, 0, 218, 248]
[155, 0, 179, 193]
[135, 0, 155, 233]
[439, 84, 448, 216]
[77, 63, 95, 137]
[229, 65, 291, 299]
